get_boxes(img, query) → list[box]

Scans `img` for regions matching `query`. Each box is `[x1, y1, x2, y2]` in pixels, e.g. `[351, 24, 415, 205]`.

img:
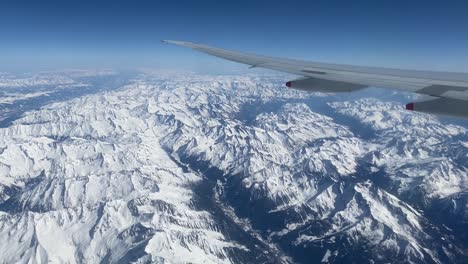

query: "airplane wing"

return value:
[162, 40, 468, 118]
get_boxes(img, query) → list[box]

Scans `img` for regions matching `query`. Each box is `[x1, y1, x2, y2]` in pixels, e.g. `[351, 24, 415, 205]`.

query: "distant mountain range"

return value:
[0, 71, 466, 263]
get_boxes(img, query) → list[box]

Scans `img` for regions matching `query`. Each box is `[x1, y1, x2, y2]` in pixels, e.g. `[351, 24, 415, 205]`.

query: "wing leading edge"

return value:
[163, 40, 468, 118]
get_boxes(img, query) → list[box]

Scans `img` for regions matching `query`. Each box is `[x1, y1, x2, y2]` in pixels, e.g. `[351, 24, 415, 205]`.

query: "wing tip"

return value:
[161, 40, 197, 48]
[161, 39, 180, 45]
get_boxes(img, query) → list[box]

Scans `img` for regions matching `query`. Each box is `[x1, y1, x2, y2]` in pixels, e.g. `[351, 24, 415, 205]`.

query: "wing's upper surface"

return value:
[163, 40, 468, 118]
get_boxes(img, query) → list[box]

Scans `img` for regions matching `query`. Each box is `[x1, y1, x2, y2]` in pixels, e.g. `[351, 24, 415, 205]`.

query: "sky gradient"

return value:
[1, 0, 468, 73]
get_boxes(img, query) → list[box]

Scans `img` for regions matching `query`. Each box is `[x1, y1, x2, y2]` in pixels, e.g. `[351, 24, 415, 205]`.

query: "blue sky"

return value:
[1, 0, 468, 73]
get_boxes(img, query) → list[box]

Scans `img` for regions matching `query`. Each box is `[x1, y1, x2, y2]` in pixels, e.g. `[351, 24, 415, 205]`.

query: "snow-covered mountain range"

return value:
[0, 71, 466, 263]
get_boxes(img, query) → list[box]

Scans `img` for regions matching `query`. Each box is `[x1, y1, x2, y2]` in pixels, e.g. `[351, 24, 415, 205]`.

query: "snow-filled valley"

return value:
[0, 71, 466, 263]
